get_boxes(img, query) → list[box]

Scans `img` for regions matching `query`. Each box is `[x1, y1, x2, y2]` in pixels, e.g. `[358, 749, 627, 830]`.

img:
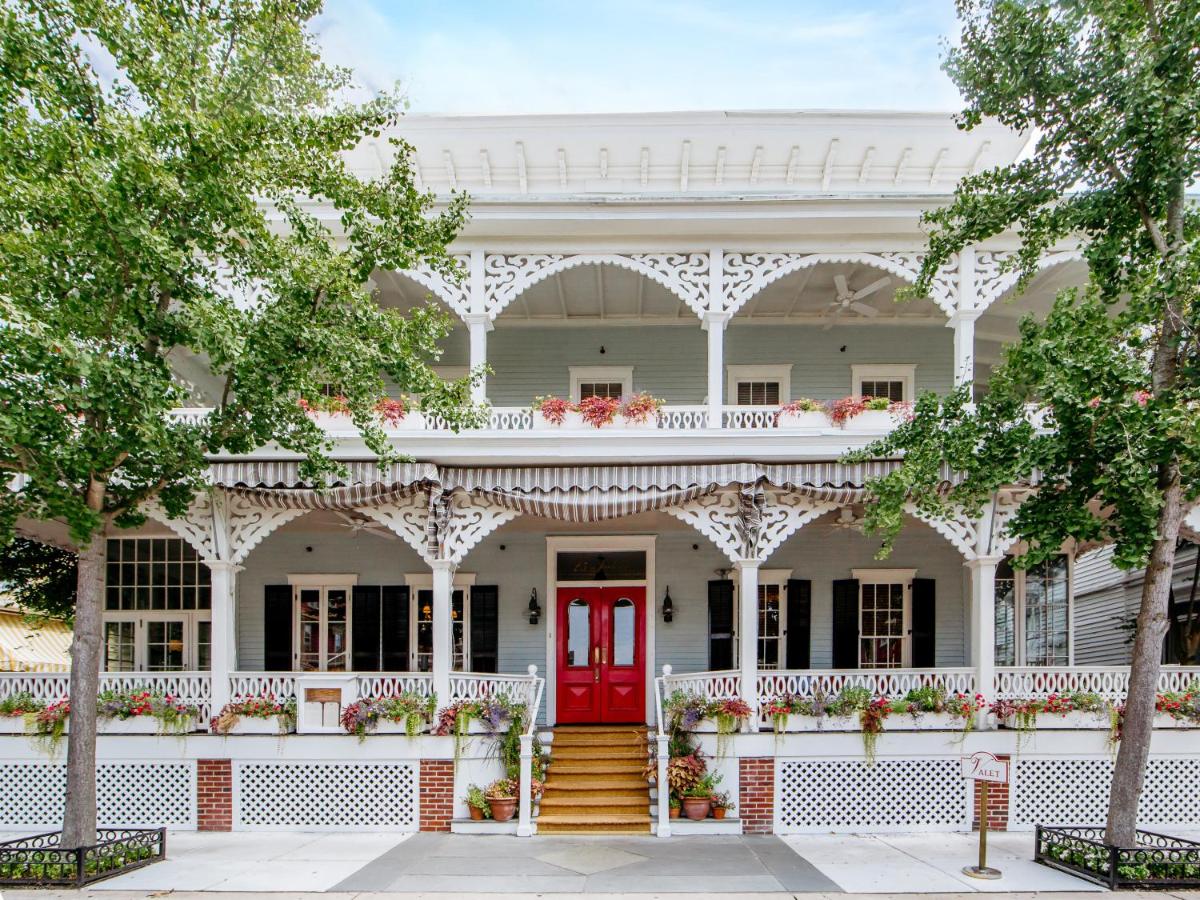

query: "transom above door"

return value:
[555, 586, 646, 724]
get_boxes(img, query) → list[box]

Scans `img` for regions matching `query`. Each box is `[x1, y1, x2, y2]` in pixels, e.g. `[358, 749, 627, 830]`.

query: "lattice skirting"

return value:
[233, 761, 417, 831]
[776, 758, 970, 833]
[1010, 756, 1200, 831]
[0, 761, 196, 830]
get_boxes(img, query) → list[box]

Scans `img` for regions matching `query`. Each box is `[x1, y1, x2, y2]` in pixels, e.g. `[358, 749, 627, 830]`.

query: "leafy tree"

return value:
[0, 0, 478, 845]
[0, 538, 77, 622]
[856, 0, 1198, 846]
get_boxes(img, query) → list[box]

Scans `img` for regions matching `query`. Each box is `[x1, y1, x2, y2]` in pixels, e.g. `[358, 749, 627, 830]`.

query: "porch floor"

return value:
[3, 830, 1124, 894]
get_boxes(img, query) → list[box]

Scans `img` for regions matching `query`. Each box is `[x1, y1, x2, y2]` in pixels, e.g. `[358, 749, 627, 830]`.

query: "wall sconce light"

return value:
[528, 588, 542, 625]
[662, 586, 674, 624]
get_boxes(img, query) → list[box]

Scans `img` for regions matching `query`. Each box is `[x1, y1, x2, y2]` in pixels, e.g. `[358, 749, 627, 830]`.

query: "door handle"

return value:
[593, 646, 600, 665]
[602, 646, 608, 665]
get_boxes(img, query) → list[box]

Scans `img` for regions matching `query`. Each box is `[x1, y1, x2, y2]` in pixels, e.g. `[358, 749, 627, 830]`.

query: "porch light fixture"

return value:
[662, 586, 674, 624]
[527, 588, 541, 625]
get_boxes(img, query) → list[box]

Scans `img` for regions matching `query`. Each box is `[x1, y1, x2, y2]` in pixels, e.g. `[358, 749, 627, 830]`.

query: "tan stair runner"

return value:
[537, 725, 651, 834]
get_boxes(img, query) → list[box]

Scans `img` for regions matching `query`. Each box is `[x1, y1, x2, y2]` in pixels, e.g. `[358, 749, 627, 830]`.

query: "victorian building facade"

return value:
[4, 111, 1199, 837]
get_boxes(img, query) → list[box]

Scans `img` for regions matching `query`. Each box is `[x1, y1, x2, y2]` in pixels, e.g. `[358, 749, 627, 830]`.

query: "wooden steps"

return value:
[538, 725, 652, 834]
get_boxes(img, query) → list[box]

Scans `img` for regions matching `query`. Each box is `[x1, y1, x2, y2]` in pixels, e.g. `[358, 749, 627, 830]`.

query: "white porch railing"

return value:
[757, 668, 977, 706]
[449, 670, 542, 708]
[995, 666, 1200, 701]
[657, 668, 742, 710]
[0, 671, 213, 721]
[355, 673, 435, 699]
[722, 405, 778, 429]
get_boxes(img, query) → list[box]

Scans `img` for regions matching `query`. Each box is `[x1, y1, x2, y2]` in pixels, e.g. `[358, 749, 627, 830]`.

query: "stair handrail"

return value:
[517, 664, 544, 837]
[654, 664, 671, 837]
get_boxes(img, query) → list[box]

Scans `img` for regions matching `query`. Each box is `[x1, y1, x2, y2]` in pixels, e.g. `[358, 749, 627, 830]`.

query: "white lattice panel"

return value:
[234, 762, 416, 831]
[0, 762, 196, 829]
[1010, 756, 1200, 830]
[777, 758, 969, 833]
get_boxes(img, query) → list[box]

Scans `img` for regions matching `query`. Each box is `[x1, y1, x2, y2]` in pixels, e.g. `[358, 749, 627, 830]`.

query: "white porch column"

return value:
[431, 559, 455, 708]
[735, 558, 760, 730]
[966, 555, 1002, 729]
[204, 559, 240, 715]
[465, 314, 491, 404]
[703, 312, 729, 429]
[950, 311, 979, 396]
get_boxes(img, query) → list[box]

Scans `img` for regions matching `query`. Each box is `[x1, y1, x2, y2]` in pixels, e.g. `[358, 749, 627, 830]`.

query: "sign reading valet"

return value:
[961, 751, 1009, 880]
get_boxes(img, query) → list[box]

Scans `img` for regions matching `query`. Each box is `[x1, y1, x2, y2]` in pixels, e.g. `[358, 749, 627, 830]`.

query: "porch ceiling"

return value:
[975, 259, 1091, 371]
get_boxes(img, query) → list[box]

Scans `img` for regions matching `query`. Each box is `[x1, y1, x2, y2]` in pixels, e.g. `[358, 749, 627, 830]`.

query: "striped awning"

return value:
[0, 612, 72, 673]
[209, 460, 439, 489]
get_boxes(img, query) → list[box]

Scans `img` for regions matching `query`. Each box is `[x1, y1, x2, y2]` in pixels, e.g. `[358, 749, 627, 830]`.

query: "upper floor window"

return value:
[727, 365, 791, 406]
[569, 366, 633, 402]
[851, 365, 915, 402]
[995, 554, 1070, 666]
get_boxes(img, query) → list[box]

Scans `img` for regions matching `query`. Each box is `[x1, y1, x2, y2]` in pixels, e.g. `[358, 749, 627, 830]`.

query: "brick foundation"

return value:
[971, 755, 1011, 831]
[419, 759, 454, 832]
[739, 757, 775, 834]
[197, 759, 233, 831]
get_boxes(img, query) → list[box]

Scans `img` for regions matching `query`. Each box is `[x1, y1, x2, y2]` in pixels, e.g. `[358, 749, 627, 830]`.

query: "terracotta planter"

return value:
[669, 806, 680, 819]
[681, 797, 711, 821]
[487, 796, 517, 822]
[712, 806, 727, 820]
[468, 805, 484, 821]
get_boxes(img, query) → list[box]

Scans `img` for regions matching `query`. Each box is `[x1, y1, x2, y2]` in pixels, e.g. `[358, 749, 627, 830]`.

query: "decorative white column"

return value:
[735, 558, 761, 730]
[950, 310, 979, 395]
[204, 559, 240, 715]
[966, 555, 1002, 729]
[465, 314, 491, 404]
[703, 312, 729, 429]
[430, 559, 455, 709]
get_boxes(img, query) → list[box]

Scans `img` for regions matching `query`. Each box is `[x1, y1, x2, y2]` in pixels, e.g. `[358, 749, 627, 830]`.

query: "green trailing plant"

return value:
[96, 689, 199, 736]
[339, 692, 434, 741]
[0, 691, 45, 719]
[210, 696, 297, 735]
[30, 700, 70, 755]
[465, 784, 491, 819]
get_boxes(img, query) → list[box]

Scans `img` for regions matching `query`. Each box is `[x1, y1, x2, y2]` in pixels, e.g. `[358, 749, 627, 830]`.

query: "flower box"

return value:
[1000, 710, 1111, 730]
[612, 414, 659, 430]
[224, 715, 293, 735]
[777, 410, 828, 429]
[374, 718, 426, 735]
[532, 409, 584, 430]
[309, 411, 424, 431]
[1154, 714, 1197, 729]
[775, 714, 858, 732]
[99, 716, 187, 735]
[886, 711, 969, 731]
[840, 409, 896, 431]
[0, 715, 28, 735]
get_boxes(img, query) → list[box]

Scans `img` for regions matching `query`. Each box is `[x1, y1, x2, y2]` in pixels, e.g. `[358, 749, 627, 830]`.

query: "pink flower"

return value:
[1133, 390, 1151, 407]
[1087, 397, 1101, 409]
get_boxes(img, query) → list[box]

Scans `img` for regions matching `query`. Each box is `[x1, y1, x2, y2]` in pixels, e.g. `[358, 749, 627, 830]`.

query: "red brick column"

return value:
[739, 757, 775, 834]
[420, 759, 454, 832]
[197, 759, 232, 831]
[971, 755, 1011, 831]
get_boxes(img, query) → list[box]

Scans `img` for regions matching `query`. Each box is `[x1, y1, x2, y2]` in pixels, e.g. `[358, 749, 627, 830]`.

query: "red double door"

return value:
[555, 587, 646, 724]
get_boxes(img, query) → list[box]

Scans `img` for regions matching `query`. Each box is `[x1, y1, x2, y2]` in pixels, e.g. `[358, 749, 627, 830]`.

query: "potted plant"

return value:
[577, 394, 621, 428]
[681, 774, 716, 821]
[484, 777, 518, 822]
[668, 795, 681, 819]
[340, 692, 433, 740]
[618, 392, 664, 428]
[830, 395, 908, 431]
[97, 689, 199, 735]
[532, 395, 582, 429]
[775, 398, 828, 428]
[210, 695, 297, 735]
[711, 791, 734, 820]
[465, 784, 490, 821]
[0, 692, 44, 735]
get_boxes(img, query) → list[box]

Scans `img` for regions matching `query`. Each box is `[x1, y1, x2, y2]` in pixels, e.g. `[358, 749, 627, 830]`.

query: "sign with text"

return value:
[961, 751, 1009, 784]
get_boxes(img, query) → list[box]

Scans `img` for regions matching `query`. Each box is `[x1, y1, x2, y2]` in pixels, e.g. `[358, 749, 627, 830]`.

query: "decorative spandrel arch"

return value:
[666, 489, 838, 563]
[396, 254, 472, 321]
[481, 253, 710, 320]
[974, 250, 1086, 313]
[721, 251, 960, 318]
[142, 490, 308, 564]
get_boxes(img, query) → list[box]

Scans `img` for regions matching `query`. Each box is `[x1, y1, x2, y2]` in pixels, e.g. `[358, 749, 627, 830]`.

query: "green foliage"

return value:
[0, 538, 76, 621]
[0, 0, 482, 549]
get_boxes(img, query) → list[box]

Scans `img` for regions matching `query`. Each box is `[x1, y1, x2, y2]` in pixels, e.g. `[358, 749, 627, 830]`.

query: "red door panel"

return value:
[556, 587, 646, 724]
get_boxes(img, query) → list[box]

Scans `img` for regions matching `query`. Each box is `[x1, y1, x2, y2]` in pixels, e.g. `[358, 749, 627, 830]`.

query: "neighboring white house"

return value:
[3, 110, 1198, 838]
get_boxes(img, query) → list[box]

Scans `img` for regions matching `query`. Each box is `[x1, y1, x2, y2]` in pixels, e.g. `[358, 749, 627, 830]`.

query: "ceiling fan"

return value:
[828, 507, 867, 532]
[332, 511, 393, 541]
[822, 274, 891, 330]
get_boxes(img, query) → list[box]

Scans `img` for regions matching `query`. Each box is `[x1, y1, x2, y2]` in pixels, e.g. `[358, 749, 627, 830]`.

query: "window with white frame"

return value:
[569, 366, 633, 401]
[851, 365, 915, 402]
[727, 365, 791, 406]
[290, 577, 355, 672]
[854, 569, 915, 668]
[732, 569, 791, 669]
[102, 538, 211, 672]
[407, 573, 476, 672]
[995, 555, 1070, 666]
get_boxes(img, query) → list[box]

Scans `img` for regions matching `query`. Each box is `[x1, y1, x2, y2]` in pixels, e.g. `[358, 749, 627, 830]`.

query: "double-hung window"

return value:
[851, 365, 915, 402]
[569, 367, 633, 402]
[995, 555, 1070, 665]
[727, 365, 791, 406]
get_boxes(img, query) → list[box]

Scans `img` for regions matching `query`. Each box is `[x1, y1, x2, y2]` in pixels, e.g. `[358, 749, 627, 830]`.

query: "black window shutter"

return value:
[470, 585, 499, 673]
[831, 579, 860, 669]
[352, 586, 382, 671]
[708, 580, 735, 670]
[785, 579, 812, 669]
[911, 577, 937, 668]
[263, 585, 293, 671]
[381, 585, 410, 671]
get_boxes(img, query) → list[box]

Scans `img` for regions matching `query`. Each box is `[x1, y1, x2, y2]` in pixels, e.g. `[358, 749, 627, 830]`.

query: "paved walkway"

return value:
[0, 829, 1121, 895]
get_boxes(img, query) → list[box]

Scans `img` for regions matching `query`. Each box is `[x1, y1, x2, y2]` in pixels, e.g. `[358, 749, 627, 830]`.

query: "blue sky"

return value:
[314, 0, 964, 115]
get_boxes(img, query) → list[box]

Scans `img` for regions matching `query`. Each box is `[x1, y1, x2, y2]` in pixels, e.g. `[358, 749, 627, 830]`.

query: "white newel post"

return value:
[704, 312, 728, 429]
[205, 559, 240, 715]
[967, 555, 1002, 729]
[517, 732, 534, 836]
[735, 558, 761, 730]
[655, 732, 670, 836]
[430, 559, 454, 710]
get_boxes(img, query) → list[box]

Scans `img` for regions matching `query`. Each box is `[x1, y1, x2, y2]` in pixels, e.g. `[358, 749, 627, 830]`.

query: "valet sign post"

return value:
[961, 751, 1009, 880]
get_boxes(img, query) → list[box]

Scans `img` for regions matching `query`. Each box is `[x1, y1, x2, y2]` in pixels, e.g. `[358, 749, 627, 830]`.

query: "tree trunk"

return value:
[60, 531, 104, 847]
[1105, 464, 1184, 847]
